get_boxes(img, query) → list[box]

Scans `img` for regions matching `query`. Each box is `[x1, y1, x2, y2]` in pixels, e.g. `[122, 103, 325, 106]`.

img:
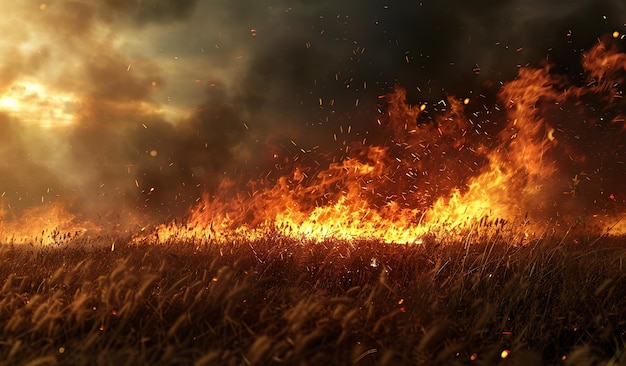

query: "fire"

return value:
[146, 40, 625, 245]
[2, 40, 624, 246]
[0, 201, 96, 245]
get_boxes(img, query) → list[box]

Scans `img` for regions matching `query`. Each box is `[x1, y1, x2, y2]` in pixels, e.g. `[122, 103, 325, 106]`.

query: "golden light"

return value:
[0, 80, 78, 128]
[0, 202, 96, 245]
[500, 349, 510, 359]
[0, 95, 19, 110]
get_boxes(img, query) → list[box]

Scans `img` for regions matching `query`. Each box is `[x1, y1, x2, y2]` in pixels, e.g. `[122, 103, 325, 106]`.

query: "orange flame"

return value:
[0, 201, 96, 245]
[146, 41, 626, 244]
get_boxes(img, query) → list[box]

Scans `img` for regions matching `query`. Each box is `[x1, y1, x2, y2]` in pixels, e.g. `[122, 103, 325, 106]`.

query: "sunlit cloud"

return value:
[0, 80, 79, 127]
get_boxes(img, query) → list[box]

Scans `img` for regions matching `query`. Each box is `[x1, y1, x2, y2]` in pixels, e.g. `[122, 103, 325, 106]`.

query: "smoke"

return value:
[0, 0, 625, 230]
[0, 113, 64, 215]
[102, 0, 199, 25]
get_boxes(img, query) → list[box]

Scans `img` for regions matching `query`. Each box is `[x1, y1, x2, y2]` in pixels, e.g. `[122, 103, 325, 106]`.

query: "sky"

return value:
[0, 0, 625, 227]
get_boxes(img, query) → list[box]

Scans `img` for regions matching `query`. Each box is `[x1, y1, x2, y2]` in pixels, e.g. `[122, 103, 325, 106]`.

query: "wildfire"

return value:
[144, 40, 625, 245]
[0, 202, 96, 245]
[2, 40, 625, 246]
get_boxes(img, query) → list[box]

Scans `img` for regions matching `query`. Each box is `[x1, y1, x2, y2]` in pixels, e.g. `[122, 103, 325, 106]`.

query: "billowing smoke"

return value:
[0, 0, 624, 231]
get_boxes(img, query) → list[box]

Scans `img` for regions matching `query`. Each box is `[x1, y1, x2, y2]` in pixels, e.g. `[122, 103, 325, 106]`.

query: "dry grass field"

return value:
[1, 227, 625, 365]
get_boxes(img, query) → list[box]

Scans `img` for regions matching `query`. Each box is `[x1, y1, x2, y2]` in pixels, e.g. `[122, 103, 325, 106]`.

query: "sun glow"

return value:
[0, 80, 78, 127]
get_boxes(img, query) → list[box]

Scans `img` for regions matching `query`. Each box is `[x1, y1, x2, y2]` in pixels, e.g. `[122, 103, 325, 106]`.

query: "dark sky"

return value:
[0, 0, 625, 227]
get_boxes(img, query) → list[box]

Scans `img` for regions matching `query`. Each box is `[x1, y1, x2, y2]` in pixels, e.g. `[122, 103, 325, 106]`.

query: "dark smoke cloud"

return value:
[0, 0, 625, 228]
[102, 0, 198, 25]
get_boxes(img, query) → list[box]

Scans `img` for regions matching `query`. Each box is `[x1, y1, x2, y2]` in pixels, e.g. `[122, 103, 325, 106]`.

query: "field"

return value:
[1, 226, 625, 366]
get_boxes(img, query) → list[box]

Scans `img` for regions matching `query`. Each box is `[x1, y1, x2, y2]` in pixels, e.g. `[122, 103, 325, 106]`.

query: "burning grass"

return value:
[1, 227, 625, 366]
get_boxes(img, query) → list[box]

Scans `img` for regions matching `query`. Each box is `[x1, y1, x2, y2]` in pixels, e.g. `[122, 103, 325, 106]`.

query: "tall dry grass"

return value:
[0, 226, 624, 365]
